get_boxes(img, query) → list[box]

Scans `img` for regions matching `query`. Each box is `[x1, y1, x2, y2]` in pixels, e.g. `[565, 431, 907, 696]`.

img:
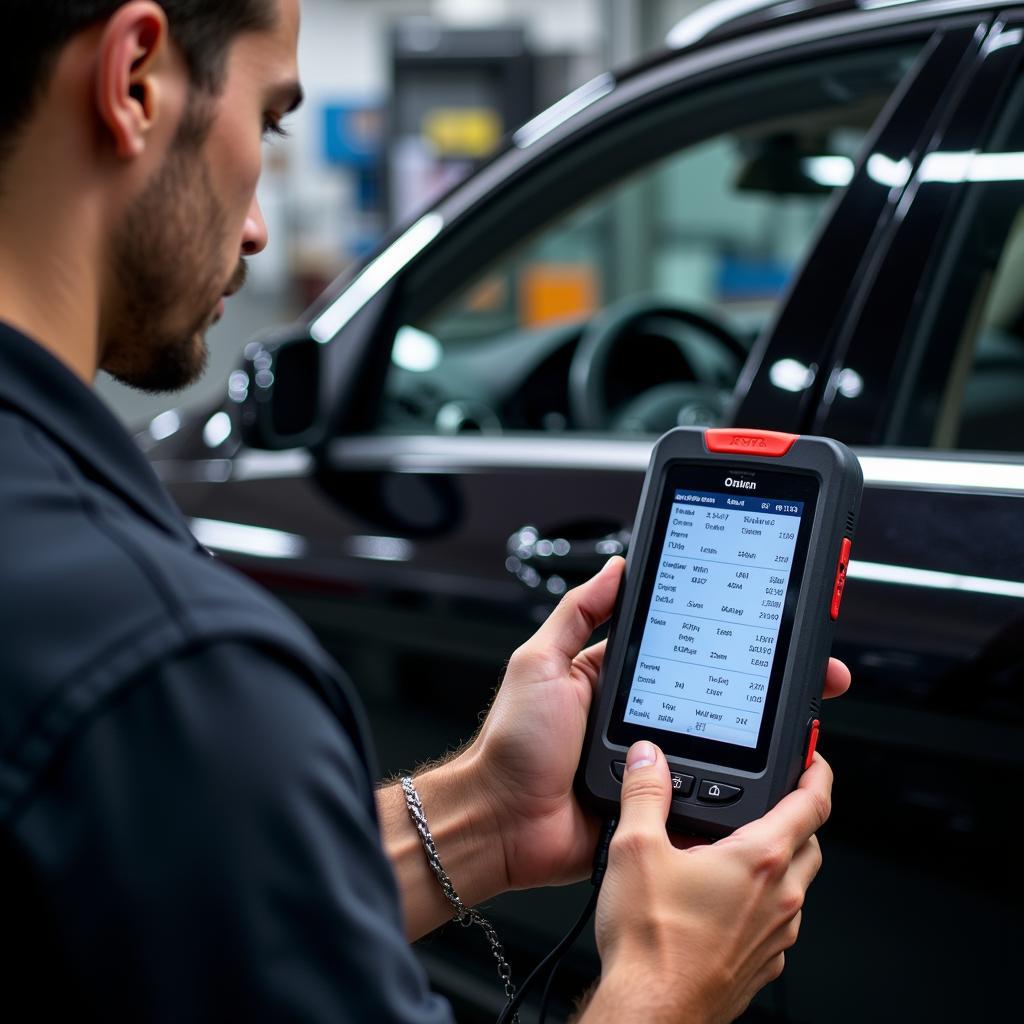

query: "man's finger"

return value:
[615, 741, 672, 842]
[731, 754, 833, 857]
[517, 556, 624, 669]
[822, 657, 851, 699]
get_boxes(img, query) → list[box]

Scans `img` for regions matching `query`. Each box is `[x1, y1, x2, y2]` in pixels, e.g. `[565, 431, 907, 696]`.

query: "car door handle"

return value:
[506, 525, 631, 595]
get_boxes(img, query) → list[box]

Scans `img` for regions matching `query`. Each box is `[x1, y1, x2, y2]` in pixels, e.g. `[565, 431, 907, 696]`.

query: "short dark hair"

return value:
[1, 1, 276, 157]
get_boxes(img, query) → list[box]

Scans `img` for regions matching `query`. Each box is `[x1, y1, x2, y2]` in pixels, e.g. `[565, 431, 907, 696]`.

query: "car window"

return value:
[878, 75, 1024, 453]
[378, 45, 920, 437]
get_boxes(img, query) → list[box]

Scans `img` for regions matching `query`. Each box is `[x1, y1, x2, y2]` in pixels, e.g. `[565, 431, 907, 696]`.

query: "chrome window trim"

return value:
[324, 435, 655, 473]
[848, 557, 1024, 596]
[856, 452, 1024, 493]
[230, 450, 315, 481]
[306, 435, 1024, 495]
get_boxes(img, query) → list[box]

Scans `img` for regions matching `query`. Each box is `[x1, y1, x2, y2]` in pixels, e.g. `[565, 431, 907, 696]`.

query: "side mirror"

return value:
[238, 327, 325, 451]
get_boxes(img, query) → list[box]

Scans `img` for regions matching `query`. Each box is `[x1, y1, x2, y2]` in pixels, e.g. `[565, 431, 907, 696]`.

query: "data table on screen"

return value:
[624, 490, 804, 749]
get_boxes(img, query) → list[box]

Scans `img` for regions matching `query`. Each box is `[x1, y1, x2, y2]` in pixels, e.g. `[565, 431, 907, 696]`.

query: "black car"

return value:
[147, 0, 1024, 1019]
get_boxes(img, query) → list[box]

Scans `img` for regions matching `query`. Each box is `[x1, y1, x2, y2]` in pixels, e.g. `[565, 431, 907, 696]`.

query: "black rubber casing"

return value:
[577, 427, 863, 837]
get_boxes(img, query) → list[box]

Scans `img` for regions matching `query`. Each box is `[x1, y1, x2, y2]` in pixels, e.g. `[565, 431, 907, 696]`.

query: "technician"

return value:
[0, 2, 850, 1021]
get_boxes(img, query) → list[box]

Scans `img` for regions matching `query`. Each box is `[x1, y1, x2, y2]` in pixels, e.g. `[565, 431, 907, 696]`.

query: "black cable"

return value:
[494, 857, 604, 1024]
[533, 886, 598, 1024]
[496, 818, 617, 1024]
[536, 816, 618, 1024]
[536, 951, 561, 1024]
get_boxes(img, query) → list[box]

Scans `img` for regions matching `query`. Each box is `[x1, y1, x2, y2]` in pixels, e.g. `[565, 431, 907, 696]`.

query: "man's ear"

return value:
[95, 1, 173, 160]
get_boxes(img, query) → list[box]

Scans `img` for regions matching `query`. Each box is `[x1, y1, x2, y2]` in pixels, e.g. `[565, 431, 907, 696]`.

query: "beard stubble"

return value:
[102, 102, 240, 395]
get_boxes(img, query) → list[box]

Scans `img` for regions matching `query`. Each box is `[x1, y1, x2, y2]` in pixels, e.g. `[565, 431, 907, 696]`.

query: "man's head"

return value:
[0, 1, 303, 392]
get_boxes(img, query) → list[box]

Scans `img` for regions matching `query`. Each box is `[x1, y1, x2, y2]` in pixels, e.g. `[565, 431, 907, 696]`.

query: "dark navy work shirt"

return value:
[0, 322, 454, 1022]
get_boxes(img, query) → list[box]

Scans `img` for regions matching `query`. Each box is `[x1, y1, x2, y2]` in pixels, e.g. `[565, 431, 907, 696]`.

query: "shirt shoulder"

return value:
[0, 409, 362, 816]
[0, 405, 313, 640]
[4, 639, 454, 1023]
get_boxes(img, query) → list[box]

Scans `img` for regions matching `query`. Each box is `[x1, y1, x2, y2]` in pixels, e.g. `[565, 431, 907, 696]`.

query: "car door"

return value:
[297, 14, 985, 1022]
[293, 23, 975, 745]
[747, 15, 1024, 1022]
[305, 15, 963, 683]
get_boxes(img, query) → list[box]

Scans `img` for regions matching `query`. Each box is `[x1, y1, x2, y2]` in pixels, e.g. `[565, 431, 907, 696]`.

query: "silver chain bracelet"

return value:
[400, 776, 519, 1022]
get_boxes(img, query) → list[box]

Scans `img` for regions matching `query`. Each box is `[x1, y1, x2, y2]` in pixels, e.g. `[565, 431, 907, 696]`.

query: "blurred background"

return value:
[95, 0, 708, 428]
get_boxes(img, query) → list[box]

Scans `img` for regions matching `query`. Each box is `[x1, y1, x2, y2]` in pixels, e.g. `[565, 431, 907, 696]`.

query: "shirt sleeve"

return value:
[11, 641, 455, 1024]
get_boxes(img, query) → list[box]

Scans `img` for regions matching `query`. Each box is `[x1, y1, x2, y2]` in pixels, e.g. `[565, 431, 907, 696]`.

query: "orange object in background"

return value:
[521, 264, 600, 328]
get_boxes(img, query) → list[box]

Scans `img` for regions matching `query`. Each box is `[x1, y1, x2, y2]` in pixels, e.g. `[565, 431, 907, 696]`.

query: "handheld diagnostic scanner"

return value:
[577, 427, 863, 837]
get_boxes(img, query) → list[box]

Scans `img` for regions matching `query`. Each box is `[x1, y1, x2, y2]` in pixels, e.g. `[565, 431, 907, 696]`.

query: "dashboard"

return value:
[381, 301, 751, 436]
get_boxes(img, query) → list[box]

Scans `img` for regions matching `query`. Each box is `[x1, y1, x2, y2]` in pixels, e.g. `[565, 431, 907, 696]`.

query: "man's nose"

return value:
[242, 195, 269, 256]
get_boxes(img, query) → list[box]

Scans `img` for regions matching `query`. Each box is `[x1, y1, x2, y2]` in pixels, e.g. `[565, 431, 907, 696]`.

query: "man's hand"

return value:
[379, 559, 849, 939]
[582, 742, 833, 1024]
[468, 556, 624, 892]
[378, 559, 628, 939]
[470, 558, 851, 894]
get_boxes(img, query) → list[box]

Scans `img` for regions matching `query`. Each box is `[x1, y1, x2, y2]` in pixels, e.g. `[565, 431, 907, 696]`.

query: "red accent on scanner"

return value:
[704, 429, 799, 457]
[804, 719, 821, 770]
[830, 537, 853, 620]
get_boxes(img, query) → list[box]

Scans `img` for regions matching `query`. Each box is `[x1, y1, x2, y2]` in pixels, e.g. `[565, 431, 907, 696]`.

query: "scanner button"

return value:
[698, 780, 742, 803]
[830, 538, 853, 620]
[611, 761, 626, 782]
[803, 719, 821, 771]
[670, 772, 696, 797]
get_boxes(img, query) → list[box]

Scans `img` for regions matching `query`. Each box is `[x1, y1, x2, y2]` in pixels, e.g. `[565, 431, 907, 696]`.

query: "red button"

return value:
[704, 428, 799, 457]
[830, 537, 853, 620]
[804, 719, 821, 770]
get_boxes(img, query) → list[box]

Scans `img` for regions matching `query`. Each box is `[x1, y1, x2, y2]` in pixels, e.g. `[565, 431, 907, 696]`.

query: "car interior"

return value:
[378, 54, 918, 440]
[886, 164, 1024, 452]
[942, 205, 1024, 451]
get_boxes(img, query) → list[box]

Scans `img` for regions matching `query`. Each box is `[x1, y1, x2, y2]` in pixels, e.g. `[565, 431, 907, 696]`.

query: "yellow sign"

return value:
[423, 108, 502, 158]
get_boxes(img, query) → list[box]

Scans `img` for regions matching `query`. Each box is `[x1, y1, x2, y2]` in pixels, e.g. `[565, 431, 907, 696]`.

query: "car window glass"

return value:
[880, 76, 1024, 453]
[379, 46, 920, 437]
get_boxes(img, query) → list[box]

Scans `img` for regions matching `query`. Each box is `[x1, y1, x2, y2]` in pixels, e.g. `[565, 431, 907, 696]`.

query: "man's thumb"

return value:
[617, 741, 672, 833]
[515, 555, 624, 668]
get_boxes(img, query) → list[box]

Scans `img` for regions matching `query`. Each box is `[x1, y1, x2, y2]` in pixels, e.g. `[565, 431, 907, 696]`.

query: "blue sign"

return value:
[323, 103, 383, 168]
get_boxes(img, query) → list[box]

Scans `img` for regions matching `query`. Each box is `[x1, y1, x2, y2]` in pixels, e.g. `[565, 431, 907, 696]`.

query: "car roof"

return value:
[667, 0, 859, 52]
[627, 0, 996, 70]
[526, 0, 998, 145]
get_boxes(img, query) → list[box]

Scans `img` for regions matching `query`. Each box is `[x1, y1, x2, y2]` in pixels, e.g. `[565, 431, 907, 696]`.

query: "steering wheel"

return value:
[568, 296, 747, 432]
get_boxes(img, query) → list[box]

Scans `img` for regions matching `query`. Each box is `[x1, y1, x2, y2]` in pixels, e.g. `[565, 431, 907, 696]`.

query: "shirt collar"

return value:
[0, 321, 202, 549]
